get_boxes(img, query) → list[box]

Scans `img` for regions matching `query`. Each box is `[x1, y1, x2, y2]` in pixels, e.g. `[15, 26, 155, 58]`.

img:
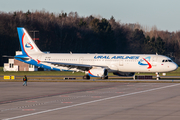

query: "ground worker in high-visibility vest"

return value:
[23, 75, 28, 86]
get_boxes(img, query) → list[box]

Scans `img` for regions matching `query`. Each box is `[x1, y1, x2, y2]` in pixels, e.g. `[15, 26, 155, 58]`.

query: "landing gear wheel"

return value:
[83, 75, 90, 80]
[105, 76, 108, 79]
[102, 76, 108, 79]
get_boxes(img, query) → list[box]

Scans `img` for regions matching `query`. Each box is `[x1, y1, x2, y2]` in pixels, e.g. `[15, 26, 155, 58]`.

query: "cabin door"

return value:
[151, 57, 157, 66]
[119, 60, 123, 66]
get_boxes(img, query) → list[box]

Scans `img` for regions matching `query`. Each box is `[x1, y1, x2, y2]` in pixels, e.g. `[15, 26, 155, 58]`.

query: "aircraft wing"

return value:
[42, 61, 109, 71]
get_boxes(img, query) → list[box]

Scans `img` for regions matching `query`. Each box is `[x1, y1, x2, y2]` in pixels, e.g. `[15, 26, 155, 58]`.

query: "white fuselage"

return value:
[30, 53, 178, 73]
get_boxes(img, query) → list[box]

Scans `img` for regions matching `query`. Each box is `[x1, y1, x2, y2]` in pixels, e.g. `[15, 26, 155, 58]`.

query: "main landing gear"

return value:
[82, 75, 108, 80]
[101, 76, 108, 79]
[83, 75, 90, 80]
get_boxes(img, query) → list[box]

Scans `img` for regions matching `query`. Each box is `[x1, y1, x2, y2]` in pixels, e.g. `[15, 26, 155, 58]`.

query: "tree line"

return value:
[0, 10, 180, 66]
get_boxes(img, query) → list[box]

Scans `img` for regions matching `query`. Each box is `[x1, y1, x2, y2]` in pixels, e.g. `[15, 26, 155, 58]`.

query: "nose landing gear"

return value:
[156, 72, 160, 80]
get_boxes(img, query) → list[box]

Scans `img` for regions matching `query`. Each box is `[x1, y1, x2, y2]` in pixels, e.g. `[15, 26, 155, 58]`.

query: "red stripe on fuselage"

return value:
[143, 58, 152, 69]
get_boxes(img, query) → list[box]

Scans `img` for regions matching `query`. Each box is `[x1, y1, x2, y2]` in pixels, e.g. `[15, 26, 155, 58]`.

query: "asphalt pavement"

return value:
[1, 82, 180, 120]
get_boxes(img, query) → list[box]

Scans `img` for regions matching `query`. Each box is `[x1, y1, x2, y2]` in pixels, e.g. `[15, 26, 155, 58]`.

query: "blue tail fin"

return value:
[17, 27, 42, 56]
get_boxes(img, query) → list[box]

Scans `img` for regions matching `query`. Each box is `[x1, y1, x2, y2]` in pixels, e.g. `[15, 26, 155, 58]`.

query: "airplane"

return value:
[15, 27, 178, 79]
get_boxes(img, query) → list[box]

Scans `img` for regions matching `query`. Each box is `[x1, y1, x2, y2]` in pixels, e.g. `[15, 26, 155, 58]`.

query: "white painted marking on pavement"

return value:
[3, 83, 180, 120]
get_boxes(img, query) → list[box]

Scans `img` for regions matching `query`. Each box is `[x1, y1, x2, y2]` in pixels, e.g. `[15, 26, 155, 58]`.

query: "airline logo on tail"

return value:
[138, 56, 152, 69]
[25, 42, 34, 50]
[17, 27, 42, 64]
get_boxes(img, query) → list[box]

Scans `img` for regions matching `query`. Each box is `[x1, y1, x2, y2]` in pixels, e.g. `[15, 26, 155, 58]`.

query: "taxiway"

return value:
[1, 82, 180, 120]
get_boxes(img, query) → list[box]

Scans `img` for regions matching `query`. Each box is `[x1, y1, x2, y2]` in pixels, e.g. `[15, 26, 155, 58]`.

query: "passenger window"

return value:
[162, 60, 164, 62]
[168, 60, 172, 62]
[165, 60, 168, 62]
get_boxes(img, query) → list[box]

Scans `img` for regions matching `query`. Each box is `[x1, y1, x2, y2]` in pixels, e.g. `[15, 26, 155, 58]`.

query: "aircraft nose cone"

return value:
[173, 63, 178, 71]
[175, 63, 178, 70]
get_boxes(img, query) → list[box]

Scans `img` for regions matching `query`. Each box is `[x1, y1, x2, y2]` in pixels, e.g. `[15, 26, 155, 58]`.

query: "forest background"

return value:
[0, 10, 180, 66]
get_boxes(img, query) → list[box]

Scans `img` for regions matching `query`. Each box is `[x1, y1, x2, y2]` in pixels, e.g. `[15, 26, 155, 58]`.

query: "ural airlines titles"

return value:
[94, 55, 140, 59]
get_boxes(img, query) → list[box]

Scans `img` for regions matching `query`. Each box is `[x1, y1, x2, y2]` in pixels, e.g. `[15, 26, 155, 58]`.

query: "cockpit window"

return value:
[162, 59, 173, 62]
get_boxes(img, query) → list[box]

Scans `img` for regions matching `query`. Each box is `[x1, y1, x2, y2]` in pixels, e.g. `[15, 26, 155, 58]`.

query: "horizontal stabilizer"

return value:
[2, 55, 15, 58]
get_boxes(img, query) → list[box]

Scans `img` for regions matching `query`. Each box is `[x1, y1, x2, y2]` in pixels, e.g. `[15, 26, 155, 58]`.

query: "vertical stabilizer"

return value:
[17, 27, 42, 56]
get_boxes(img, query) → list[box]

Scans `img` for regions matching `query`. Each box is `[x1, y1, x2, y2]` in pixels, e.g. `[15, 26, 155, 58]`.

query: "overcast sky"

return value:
[1, 0, 180, 32]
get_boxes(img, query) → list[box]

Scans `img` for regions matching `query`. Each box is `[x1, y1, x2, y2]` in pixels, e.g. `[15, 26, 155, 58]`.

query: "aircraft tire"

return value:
[83, 75, 90, 80]
[86, 75, 90, 79]
[102, 76, 108, 79]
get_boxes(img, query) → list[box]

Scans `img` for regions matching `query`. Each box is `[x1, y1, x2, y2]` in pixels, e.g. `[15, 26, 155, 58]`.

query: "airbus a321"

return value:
[15, 27, 178, 79]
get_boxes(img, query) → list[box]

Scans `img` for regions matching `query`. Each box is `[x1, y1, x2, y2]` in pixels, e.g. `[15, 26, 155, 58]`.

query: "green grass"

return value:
[0, 71, 85, 76]
[0, 67, 3, 71]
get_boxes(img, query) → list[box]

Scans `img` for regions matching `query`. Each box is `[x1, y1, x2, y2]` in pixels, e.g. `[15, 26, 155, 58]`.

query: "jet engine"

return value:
[113, 72, 135, 76]
[88, 67, 108, 78]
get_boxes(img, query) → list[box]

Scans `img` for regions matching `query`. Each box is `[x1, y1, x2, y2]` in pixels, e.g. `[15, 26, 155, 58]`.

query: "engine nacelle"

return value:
[113, 72, 135, 76]
[88, 68, 108, 77]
